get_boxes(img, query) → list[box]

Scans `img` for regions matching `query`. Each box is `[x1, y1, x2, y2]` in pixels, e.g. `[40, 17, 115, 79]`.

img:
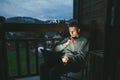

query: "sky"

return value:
[0, 0, 73, 20]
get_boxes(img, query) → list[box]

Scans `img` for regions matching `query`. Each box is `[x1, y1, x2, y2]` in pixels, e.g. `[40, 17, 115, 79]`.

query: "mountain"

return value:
[5, 16, 46, 24]
[5, 16, 72, 24]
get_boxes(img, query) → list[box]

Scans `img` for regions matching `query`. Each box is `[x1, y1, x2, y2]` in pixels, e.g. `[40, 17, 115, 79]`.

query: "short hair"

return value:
[68, 20, 80, 28]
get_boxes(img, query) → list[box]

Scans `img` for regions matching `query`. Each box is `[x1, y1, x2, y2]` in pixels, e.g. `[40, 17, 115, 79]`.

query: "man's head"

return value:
[68, 20, 80, 38]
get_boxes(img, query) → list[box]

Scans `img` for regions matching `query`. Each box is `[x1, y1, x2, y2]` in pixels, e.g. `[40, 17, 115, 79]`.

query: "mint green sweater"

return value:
[55, 36, 89, 64]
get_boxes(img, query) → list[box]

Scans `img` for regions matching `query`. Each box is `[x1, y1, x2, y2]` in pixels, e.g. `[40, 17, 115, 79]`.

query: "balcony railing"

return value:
[7, 38, 63, 79]
[0, 17, 67, 80]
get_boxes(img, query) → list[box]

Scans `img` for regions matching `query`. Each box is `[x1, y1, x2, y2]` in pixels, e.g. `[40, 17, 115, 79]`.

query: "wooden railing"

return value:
[0, 16, 67, 80]
[7, 38, 62, 79]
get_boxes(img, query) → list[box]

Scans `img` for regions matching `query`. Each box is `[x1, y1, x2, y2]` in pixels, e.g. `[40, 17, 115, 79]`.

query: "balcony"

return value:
[0, 17, 68, 80]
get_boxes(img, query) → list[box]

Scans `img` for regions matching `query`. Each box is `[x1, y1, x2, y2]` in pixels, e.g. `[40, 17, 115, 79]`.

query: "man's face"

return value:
[69, 26, 80, 38]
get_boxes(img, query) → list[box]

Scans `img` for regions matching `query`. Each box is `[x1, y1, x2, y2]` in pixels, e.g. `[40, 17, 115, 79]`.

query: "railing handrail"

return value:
[2, 23, 68, 32]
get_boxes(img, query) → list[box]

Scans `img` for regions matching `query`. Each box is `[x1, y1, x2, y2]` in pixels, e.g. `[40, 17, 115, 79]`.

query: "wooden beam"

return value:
[3, 23, 68, 32]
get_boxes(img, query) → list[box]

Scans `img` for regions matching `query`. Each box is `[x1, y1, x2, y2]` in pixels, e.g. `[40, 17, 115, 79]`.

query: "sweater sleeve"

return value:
[55, 37, 69, 52]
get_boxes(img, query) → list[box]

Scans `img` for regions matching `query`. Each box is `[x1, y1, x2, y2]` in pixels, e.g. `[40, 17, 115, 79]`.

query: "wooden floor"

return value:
[15, 76, 40, 80]
[15, 72, 81, 80]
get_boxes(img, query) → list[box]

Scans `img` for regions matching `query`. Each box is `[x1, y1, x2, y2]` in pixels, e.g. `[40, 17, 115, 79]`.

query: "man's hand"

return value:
[65, 39, 74, 46]
[62, 56, 69, 64]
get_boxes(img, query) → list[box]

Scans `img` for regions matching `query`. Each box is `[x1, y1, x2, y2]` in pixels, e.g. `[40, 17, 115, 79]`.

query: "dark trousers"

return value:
[40, 62, 62, 80]
[40, 61, 81, 80]
[39, 50, 81, 80]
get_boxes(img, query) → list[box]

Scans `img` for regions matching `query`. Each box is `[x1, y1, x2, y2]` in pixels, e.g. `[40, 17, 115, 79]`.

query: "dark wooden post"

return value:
[0, 16, 8, 80]
[110, 0, 120, 80]
[104, 0, 120, 80]
[73, 0, 78, 19]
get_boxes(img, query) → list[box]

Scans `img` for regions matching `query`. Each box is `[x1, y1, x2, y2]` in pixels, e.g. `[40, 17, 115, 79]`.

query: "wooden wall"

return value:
[74, 0, 106, 50]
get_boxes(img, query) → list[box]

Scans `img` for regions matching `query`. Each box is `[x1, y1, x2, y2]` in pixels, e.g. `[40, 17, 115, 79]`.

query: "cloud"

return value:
[0, 0, 73, 20]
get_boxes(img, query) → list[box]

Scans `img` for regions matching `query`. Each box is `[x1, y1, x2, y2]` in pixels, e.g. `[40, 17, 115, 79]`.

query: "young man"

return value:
[40, 20, 89, 80]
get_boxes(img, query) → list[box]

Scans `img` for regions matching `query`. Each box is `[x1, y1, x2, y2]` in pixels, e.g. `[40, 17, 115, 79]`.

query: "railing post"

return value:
[0, 16, 8, 80]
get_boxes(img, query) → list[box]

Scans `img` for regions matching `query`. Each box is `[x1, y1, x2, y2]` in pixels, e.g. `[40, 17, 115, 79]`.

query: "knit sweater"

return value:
[55, 36, 89, 64]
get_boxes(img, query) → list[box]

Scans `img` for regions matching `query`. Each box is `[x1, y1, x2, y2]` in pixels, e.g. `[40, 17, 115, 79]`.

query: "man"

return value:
[40, 20, 89, 80]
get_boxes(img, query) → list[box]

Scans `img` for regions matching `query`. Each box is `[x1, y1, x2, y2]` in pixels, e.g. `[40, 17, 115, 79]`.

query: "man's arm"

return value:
[55, 37, 72, 52]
